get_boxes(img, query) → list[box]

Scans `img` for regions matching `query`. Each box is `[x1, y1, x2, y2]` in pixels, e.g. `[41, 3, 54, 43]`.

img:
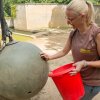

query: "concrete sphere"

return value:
[0, 42, 49, 100]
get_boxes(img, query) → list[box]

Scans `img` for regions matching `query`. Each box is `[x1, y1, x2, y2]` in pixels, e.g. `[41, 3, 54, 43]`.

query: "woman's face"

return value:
[66, 9, 83, 29]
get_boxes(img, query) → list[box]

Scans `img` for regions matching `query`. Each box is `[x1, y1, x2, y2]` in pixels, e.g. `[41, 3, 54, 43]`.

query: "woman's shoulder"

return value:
[91, 23, 100, 32]
[90, 23, 100, 38]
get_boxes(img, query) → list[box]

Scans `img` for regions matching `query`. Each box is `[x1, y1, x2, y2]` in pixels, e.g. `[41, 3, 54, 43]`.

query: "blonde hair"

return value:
[67, 0, 95, 25]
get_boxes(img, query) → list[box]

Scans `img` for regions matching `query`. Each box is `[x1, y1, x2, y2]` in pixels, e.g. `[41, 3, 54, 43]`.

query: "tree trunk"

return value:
[0, 0, 7, 42]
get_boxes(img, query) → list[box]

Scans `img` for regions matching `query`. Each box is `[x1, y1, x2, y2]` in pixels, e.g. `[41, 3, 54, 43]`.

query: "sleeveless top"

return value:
[69, 24, 100, 86]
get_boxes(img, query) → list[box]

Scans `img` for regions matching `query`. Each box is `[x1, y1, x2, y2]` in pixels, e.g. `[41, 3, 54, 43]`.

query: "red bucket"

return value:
[49, 63, 85, 100]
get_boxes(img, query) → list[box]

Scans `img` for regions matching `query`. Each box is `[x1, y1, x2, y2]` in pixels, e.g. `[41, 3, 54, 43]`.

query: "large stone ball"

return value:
[0, 42, 49, 100]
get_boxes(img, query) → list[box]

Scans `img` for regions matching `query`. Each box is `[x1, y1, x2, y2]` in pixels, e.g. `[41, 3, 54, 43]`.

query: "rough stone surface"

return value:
[0, 42, 49, 100]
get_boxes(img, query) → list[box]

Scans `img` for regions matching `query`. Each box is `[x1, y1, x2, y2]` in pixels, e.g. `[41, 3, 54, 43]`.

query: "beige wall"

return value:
[26, 4, 55, 30]
[14, 5, 27, 30]
[14, 4, 100, 31]
[94, 5, 100, 26]
[14, 4, 67, 31]
[6, 18, 14, 28]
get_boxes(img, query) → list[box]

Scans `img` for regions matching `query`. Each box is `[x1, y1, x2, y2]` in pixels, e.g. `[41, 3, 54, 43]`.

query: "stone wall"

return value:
[14, 4, 27, 31]
[14, 4, 67, 31]
[6, 18, 14, 28]
[94, 5, 100, 26]
[14, 4, 100, 31]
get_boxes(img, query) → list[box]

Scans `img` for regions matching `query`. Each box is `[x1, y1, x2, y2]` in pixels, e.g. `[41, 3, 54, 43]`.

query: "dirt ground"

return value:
[29, 29, 73, 100]
[0, 28, 100, 100]
[27, 29, 100, 100]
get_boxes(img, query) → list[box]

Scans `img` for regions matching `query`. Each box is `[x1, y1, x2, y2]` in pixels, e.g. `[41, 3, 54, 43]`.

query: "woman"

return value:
[41, 0, 100, 99]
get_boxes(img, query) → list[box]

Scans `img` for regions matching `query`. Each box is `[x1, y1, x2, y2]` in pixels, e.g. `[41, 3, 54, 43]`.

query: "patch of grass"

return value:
[0, 34, 33, 42]
[13, 34, 33, 41]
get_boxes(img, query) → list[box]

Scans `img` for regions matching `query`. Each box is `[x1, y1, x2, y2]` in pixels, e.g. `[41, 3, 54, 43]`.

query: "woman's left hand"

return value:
[69, 60, 86, 76]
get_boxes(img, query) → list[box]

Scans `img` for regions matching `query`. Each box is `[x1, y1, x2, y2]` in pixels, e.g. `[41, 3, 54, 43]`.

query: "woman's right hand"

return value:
[40, 52, 50, 61]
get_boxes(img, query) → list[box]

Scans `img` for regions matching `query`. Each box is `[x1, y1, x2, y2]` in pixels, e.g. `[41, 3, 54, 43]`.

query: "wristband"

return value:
[83, 60, 88, 67]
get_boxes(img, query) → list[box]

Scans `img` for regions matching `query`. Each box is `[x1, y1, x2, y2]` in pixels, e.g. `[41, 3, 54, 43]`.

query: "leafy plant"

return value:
[3, 0, 100, 17]
[11, 5, 16, 18]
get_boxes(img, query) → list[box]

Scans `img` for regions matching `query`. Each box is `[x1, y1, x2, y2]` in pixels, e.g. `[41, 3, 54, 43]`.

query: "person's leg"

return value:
[92, 86, 100, 100]
[81, 85, 100, 100]
[81, 84, 94, 100]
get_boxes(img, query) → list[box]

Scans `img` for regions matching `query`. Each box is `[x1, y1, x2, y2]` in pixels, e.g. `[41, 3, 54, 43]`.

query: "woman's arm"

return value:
[86, 33, 100, 68]
[41, 36, 72, 60]
[48, 37, 71, 60]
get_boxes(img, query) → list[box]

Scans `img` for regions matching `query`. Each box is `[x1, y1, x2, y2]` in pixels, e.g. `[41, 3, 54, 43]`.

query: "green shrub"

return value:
[11, 5, 16, 18]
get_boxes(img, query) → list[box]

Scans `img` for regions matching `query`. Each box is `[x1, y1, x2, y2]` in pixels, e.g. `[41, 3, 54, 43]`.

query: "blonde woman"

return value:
[41, 0, 100, 99]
